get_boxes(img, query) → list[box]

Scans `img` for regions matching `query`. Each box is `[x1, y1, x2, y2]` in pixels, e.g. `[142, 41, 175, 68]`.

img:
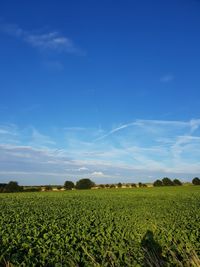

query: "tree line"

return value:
[0, 177, 200, 193]
[153, 177, 200, 186]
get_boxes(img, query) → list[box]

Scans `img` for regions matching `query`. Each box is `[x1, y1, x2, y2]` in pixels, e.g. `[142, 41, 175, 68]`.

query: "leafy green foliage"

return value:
[131, 183, 137, 188]
[117, 182, 122, 188]
[162, 177, 174, 186]
[3, 181, 23, 193]
[76, 178, 95, 190]
[138, 182, 147, 187]
[173, 179, 182, 186]
[153, 179, 163, 187]
[64, 181, 75, 190]
[192, 177, 200, 185]
[0, 186, 200, 266]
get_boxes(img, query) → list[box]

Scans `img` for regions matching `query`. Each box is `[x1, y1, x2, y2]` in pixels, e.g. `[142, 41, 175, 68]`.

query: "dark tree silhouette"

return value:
[162, 177, 174, 186]
[131, 183, 137, 188]
[192, 177, 200, 185]
[153, 180, 163, 187]
[173, 179, 182, 186]
[117, 182, 122, 188]
[4, 181, 23, 193]
[64, 181, 75, 190]
[76, 178, 95, 189]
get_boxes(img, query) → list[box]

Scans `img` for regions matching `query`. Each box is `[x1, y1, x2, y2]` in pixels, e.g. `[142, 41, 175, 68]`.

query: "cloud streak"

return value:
[0, 119, 200, 184]
[1, 23, 80, 54]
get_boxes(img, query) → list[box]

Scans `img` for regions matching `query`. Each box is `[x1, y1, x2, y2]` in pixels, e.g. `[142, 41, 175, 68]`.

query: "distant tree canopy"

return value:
[173, 179, 182, 186]
[131, 183, 137, 188]
[0, 183, 7, 193]
[153, 178, 183, 187]
[3, 181, 23, 193]
[76, 178, 95, 190]
[192, 177, 200, 185]
[153, 180, 163, 187]
[44, 185, 52, 191]
[64, 181, 75, 190]
[117, 182, 122, 188]
[138, 182, 147, 187]
[162, 177, 174, 186]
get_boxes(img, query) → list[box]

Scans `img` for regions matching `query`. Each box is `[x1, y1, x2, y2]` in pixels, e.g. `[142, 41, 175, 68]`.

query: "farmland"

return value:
[0, 186, 200, 266]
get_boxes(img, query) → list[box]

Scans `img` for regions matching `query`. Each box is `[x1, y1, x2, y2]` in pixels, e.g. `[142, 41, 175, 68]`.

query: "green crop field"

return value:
[0, 186, 200, 266]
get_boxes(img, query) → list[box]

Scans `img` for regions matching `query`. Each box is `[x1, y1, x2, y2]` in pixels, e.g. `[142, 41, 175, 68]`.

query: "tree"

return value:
[44, 185, 52, 191]
[131, 183, 137, 188]
[4, 181, 23, 193]
[117, 182, 122, 188]
[109, 184, 116, 188]
[99, 184, 105, 188]
[153, 180, 163, 187]
[0, 183, 7, 193]
[64, 181, 74, 190]
[173, 179, 182, 186]
[162, 177, 174, 186]
[76, 178, 95, 190]
[138, 182, 147, 187]
[138, 182, 143, 187]
[192, 177, 200, 185]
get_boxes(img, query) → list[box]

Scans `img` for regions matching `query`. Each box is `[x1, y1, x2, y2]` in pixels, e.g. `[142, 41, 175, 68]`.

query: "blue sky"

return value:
[0, 0, 200, 185]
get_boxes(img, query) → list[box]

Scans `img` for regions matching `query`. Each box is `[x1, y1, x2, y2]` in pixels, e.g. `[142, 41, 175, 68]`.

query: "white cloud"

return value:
[91, 171, 104, 177]
[1, 119, 200, 184]
[78, 166, 89, 171]
[31, 128, 56, 146]
[25, 32, 76, 52]
[1, 23, 80, 54]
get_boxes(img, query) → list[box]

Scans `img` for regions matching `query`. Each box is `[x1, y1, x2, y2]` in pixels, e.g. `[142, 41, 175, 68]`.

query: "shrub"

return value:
[23, 188, 41, 192]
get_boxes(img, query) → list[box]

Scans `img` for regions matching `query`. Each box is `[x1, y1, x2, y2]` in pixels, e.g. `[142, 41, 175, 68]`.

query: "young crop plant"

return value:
[0, 186, 200, 266]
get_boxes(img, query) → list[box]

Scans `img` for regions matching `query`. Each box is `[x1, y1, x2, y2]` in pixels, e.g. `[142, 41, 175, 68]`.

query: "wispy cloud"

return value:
[91, 171, 105, 177]
[1, 119, 200, 184]
[1, 23, 81, 54]
[31, 128, 56, 147]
